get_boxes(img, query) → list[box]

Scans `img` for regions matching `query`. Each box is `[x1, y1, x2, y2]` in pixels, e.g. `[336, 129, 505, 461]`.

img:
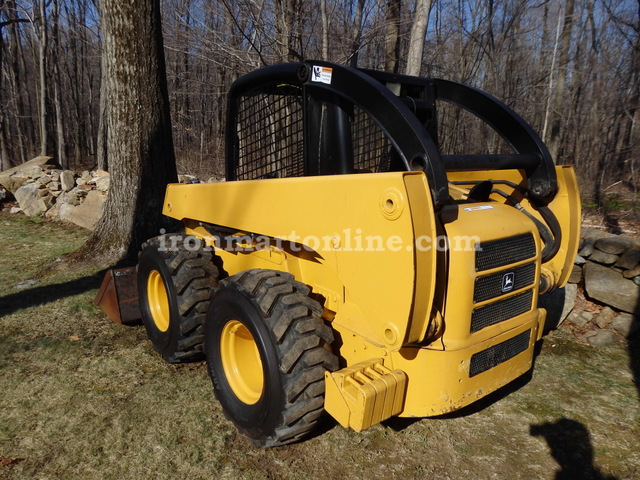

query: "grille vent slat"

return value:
[475, 233, 536, 272]
[469, 330, 531, 377]
[474, 263, 536, 303]
[471, 290, 533, 333]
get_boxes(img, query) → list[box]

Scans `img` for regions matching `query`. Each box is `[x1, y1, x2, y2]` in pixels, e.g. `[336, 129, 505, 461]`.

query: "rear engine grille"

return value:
[475, 233, 536, 271]
[474, 263, 536, 303]
[471, 290, 533, 333]
[469, 330, 531, 377]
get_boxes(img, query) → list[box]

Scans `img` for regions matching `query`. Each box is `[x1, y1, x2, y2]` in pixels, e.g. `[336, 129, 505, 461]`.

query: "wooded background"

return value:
[0, 0, 638, 203]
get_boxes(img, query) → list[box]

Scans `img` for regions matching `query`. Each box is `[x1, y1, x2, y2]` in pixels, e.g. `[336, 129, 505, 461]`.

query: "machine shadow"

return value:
[0, 268, 107, 318]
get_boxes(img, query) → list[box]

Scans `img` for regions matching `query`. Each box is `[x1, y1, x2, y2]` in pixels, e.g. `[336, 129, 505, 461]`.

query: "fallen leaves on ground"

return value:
[0, 456, 25, 467]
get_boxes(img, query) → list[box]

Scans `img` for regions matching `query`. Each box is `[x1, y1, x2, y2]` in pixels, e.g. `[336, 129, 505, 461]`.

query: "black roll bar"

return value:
[227, 61, 558, 208]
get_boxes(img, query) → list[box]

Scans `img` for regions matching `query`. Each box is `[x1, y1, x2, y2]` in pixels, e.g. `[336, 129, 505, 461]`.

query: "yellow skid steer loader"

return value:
[132, 61, 580, 446]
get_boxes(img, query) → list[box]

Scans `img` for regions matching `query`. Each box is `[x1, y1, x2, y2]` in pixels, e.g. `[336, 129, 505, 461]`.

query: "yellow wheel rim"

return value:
[147, 270, 170, 332]
[220, 320, 264, 405]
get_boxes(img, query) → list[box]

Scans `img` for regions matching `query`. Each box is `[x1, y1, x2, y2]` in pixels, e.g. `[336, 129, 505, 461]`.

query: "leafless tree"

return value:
[0, 0, 638, 206]
[406, 0, 434, 76]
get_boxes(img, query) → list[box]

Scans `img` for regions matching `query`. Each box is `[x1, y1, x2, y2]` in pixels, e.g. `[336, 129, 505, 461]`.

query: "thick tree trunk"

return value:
[76, 0, 177, 264]
[405, 0, 433, 76]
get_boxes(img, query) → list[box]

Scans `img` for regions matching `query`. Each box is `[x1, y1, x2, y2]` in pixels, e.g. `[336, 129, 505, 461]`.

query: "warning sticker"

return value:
[463, 205, 494, 212]
[311, 66, 333, 85]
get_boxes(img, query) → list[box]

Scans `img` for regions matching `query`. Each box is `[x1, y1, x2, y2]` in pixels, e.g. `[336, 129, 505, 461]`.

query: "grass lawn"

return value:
[0, 210, 638, 479]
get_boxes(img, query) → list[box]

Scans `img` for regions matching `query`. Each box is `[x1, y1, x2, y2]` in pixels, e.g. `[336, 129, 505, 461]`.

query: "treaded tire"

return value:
[137, 234, 219, 363]
[204, 269, 338, 447]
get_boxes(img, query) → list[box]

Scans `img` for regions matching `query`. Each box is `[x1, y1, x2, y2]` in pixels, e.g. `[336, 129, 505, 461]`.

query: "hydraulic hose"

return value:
[451, 180, 562, 263]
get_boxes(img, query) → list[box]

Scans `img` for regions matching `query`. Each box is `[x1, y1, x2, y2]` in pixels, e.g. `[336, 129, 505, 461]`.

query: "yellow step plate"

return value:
[324, 359, 407, 431]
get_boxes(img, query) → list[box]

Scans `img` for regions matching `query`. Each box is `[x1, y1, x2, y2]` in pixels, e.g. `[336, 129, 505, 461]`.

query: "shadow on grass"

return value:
[629, 303, 640, 404]
[530, 418, 617, 480]
[629, 331, 640, 401]
[0, 269, 107, 318]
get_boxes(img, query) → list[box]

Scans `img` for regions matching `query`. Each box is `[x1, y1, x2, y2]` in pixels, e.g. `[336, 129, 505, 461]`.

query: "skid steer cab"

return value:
[134, 61, 580, 447]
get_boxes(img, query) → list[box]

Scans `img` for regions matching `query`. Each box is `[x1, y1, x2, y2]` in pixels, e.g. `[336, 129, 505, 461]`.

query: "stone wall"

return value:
[0, 156, 109, 229]
[545, 228, 640, 346]
[0, 157, 221, 230]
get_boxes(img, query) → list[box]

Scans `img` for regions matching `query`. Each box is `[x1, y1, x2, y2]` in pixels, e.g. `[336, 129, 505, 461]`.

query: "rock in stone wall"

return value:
[14, 183, 54, 216]
[59, 190, 107, 230]
[583, 262, 639, 313]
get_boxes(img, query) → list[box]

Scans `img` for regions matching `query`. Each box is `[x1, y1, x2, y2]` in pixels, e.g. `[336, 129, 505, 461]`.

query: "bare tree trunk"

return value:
[51, 0, 67, 168]
[76, 0, 178, 264]
[81, 0, 97, 160]
[384, 0, 402, 73]
[547, 0, 576, 162]
[0, 14, 9, 170]
[542, 3, 563, 143]
[275, 0, 300, 61]
[405, 0, 434, 76]
[0, 115, 9, 171]
[18, 11, 36, 156]
[320, 0, 329, 60]
[64, 0, 82, 167]
[349, 0, 365, 67]
[37, 0, 48, 156]
[6, 0, 27, 164]
[96, 29, 109, 172]
[182, 4, 191, 135]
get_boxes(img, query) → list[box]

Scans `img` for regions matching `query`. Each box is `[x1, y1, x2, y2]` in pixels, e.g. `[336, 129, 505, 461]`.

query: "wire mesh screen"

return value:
[351, 106, 394, 173]
[233, 87, 399, 179]
[234, 85, 304, 180]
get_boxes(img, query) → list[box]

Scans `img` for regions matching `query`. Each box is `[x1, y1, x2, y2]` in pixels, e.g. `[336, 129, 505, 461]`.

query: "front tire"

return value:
[137, 234, 218, 363]
[204, 269, 338, 447]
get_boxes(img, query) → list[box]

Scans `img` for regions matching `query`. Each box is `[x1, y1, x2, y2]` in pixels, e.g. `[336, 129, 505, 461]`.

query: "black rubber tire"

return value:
[204, 269, 338, 447]
[137, 234, 219, 363]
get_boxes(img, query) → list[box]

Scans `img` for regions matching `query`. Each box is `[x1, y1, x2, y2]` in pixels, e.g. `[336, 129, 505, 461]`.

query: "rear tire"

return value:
[204, 269, 338, 447]
[137, 234, 218, 363]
